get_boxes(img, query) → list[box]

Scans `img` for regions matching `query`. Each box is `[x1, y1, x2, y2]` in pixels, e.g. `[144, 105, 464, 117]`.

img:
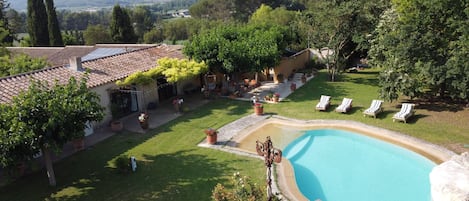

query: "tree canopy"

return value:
[249, 4, 296, 26]
[45, 0, 63, 46]
[0, 53, 48, 77]
[0, 76, 104, 186]
[0, 0, 14, 45]
[83, 24, 112, 45]
[369, 0, 469, 102]
[184, 23, 292, 74]
[27, 0, 49, 46]
[110, 4, 137, 43]
[297, 0, 390, 81]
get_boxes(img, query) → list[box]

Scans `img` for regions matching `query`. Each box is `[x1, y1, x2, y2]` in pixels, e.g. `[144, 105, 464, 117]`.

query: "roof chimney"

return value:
[69, 56, 84, 72]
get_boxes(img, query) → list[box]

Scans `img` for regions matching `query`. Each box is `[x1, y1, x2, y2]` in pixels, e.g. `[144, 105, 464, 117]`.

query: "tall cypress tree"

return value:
[45, 0, 63, 46]
[0, 0, 14, 45]
[110, 4, 136, 43]
[27, 0, 49, 46]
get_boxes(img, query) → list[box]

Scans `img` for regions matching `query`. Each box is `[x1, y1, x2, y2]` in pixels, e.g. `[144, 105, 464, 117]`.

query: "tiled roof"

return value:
[0, 44, 185, 104]
[7, 44, 157, 66]
[47, 46, 97, 66]
[7, 47, 64, 61]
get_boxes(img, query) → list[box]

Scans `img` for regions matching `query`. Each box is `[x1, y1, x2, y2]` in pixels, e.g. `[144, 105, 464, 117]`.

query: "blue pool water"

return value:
[283, 129, 436, 201]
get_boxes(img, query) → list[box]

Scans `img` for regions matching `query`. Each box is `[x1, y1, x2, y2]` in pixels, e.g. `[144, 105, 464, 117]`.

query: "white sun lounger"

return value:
[392, 103, 415, 123]
[335, 98, 353, 113]
[315, 95, 331, 111]
[363, 100, 383, 118]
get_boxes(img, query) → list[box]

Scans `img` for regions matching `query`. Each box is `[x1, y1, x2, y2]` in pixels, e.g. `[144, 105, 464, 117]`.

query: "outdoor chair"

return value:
[315, 95, 331, 111]
[392, 103, 415, 123]
[363, 100, 384, 118]
[335, 98, 353, 113]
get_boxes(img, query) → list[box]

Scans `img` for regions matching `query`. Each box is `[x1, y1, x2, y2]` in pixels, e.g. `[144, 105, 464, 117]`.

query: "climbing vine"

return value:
[116, 58, 207, 86]
[156, 57, 208, 83]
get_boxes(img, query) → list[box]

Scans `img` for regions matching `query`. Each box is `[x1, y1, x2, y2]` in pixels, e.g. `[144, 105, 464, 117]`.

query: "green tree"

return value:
[189, 0, 234, 21]
[130, 5, 154, 43]
[305, 0, 390, 81]
[369, 0, 468, 102]
[62, 31, 79, 45]
[0, 0, 14, 45]
[45, 0, 63, 46]
[27, 0, 49, 46]
[232, 0, 263, 22]
[110, 4, 136, 43]
[2, 76, 104, 186]
[183, 25, 224, 69]
[83, 24, 112, 45]
[445, 17, 469, 100]
[249, 4, 296, 26]
[163, 18, 191, 42]
[19, 35, 31, 47]
[5, 8, 25, 33]
[0, 53, 48, 77]
[143, 27, 164, 44]
[0, 104, 37, 168]
[184, 23, 291, 75]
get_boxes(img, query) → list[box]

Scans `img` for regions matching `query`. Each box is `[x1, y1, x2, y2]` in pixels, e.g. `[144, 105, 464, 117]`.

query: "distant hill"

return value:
[9, 0, 171, 12]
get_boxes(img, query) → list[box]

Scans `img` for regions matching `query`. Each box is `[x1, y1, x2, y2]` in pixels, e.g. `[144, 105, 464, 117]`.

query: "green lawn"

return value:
[0, 69, 467, 201]
[270, 70, 469, 150]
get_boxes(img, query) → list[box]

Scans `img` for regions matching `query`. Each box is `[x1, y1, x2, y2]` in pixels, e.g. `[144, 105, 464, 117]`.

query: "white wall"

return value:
[90, 83, 115, 127]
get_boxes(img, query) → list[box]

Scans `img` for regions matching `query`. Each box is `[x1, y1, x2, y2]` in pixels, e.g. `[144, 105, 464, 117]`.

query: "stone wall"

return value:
[430, 152, 469, 201]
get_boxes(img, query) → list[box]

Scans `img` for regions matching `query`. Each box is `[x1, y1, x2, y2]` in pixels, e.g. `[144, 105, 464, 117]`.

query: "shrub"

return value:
[114, 155, 129, 174]
[212, 172, 281, 201]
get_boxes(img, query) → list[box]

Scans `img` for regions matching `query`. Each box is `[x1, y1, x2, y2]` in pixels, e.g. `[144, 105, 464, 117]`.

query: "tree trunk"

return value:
[42, 147, 57, 186]
[331, 68, 336, 82]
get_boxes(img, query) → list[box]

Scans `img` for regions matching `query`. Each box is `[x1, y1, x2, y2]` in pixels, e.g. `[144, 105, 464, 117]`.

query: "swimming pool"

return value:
[283, 129, 436, 201]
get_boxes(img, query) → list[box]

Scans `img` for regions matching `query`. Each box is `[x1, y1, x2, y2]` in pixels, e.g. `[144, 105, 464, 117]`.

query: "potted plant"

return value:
[172, 97, 184, 113]
[272, 93, 280, 102]
[204, 128, 218, 145]
[138, 112, 149, 129]
[72, 137, 85, 151]
[254, 103, 264, 115]
[290, 82, 296, 91]
[264, 92, 273, 101]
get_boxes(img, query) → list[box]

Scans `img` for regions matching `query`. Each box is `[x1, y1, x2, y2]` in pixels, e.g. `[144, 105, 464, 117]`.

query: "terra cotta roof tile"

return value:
[0, 44, 185, 104]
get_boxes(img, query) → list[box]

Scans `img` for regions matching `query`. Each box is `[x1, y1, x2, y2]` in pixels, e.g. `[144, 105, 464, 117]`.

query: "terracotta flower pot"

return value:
[206, 134, 217, 144]
[205, 128, 218, 145]
[140, 121, 149, 129]
[73, 138, 85, 151]
[301, 75, 307, 83]
[290, 83, 296, 91]
[254, 103, 264, 115]
[272, 96, 279, 102]
[111, 121, 123, 132]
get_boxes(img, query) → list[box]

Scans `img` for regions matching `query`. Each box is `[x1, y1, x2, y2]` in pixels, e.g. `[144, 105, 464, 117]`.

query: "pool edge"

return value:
[200, 115, 457, 201]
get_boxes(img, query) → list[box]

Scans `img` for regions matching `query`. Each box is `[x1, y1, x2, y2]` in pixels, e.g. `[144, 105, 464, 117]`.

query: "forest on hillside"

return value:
[9, 0, 192, 11]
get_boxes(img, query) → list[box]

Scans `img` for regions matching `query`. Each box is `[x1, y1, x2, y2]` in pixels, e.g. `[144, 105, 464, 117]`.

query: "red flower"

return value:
[204, 128, 218, 136]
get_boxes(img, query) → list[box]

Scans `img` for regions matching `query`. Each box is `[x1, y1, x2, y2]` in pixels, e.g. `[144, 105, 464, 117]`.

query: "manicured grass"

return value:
[268, 69, 469, 151]
[0, 100, 265, 201]
[0, 69, 467, 201]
